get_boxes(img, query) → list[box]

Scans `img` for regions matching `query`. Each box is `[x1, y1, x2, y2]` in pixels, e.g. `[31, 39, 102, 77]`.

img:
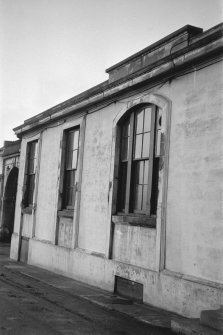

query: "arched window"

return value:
[118, 104, 162, 215]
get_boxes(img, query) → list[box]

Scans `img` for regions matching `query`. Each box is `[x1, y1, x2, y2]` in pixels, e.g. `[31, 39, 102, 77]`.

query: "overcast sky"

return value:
[0, 0, 222, 146]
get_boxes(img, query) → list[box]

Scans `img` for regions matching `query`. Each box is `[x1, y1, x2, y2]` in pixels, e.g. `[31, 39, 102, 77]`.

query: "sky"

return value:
[0, 0, 222, 146]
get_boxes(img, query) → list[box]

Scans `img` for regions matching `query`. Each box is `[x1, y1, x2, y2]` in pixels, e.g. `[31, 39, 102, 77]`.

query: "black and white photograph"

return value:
[0, 0, 223, 334]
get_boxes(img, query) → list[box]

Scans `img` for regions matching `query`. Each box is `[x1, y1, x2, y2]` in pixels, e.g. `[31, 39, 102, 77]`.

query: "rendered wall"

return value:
[165, 61, 223, 283]
[78, 106, 117, 254]
[34, 126, 61, 242]
[28, 238, 222, 318]
[26, 60, 223, 282]
[112, 224, 157, 269]
[10, 57, 223, 316]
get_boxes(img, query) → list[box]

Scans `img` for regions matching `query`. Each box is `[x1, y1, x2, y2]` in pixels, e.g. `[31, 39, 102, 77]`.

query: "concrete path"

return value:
[0, 243, 220, 334]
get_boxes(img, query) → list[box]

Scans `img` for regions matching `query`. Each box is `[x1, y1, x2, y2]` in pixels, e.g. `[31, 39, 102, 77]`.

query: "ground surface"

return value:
[0, 243, 173, 334]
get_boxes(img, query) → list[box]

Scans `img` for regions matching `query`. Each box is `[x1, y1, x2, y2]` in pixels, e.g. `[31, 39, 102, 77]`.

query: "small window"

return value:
[23, 140, 38, 207]
[118, 105, 161, 215]
[62, 128, 80, 209]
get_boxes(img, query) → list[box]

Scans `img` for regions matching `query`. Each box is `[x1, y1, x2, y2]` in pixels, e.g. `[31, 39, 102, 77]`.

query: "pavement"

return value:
[0, 243, 221, 335]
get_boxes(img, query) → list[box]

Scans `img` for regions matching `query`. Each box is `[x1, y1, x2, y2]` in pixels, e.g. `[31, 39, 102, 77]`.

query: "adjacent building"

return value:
[0, 140, 21, 241]
[10, 23, 223, 318]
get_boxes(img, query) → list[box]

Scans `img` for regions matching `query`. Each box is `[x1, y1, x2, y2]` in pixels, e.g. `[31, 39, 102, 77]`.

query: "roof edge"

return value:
[106, 25, 203, 73]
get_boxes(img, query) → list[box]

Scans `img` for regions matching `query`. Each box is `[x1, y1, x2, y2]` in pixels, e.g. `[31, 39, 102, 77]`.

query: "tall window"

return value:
[23, 140, 38, 207]
[118, 105, 161, 215]
[62, 128, 80, 209]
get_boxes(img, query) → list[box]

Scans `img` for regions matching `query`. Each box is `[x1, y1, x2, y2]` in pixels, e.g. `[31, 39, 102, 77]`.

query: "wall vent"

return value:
[114, 276, 143, 303]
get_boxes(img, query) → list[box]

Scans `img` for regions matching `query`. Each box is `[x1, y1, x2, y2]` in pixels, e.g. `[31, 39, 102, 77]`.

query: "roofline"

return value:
[106, 25, 203, 73]
[13, 23, 223, 135]
[22, 80, 109, 126]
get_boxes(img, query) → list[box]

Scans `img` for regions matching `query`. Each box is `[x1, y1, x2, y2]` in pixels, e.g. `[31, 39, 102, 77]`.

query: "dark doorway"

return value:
[1, 167, 19, 242]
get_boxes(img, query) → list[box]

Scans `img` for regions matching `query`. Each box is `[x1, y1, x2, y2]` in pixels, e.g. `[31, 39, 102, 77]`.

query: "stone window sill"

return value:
[22, 206, 33, 214]
[112, 214, 156, 228]
[58, 210, 74, 218]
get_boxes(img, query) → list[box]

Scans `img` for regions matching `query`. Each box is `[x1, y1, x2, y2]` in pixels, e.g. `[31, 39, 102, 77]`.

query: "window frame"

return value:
[22, 139, 38, 209]
[61, 126, 80, 211]
[117, 104, 160, 217]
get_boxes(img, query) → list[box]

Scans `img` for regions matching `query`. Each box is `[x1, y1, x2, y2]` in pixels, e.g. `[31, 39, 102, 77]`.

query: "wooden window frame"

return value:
[117, 104, 160, 217]
[22, 140, 38, 209]
[61, 127, 80, 211]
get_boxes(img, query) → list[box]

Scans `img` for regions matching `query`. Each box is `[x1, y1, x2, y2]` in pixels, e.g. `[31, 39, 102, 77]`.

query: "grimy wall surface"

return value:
[76, 60, 223, 283]
[14, 60, 223, 271]
[10, 25, 223, 317]
[165, 61, 223, 283]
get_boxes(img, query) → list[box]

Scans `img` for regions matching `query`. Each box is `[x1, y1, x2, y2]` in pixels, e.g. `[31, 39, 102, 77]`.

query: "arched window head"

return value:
[118, 104, 162, 215]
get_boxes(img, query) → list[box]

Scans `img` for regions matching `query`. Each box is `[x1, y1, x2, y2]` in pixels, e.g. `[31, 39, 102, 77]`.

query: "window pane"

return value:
[28, 141, 37, 173]
[156, 129, 161, 156]
[155, 109, 162, 157]
[144, 107, 152, 132]
[119, 163, 127, 211]
[121, 118, 130, 161]
[28, 158, 35, 174]
[73, 130, 79, 150]
[142, 185, 148, 211]
[151, 157, 159, 215]
[123, 118, 130, 137]
[34, 142, 38, 159]
[121, 137, 129, 161]
[65, 170, 75, 188]
[67, 131, 74, 151]
[64, 170, 75, 207]
[66, 187, 74, 207]
[134, 185, 143, 211]
[144, 160, 149, 185]
[72, 150, 78, 169]
[30, 142, 37, 159]
[24, 140, 38, 207]
[136, 110, 144, 134]
[66, 150, 72, 169]
[135, 161, 144, 184]
[134, 134, 142, 159]
[27, 174, 35, 205]
[63, 128, 80, 209]
[133, 160, 149, 212]
[142, 132, 150, 158]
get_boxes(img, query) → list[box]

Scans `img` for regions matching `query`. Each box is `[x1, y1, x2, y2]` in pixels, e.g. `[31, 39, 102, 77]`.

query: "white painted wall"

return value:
[112, 224, 157, 269]
[78, 106, 116, 254]
[165, 62, 223, 283]
[22, 213, 33, 237]
[35, 126, 61, 242]
[11, 58, 223, 317]
[28, 238, 222, 318]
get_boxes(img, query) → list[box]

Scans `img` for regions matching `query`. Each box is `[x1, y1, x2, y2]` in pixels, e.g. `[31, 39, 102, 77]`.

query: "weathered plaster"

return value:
[78, 107, 115, 254]
[112, 224, 157, 269]
[34, 127, 61, 242]
[10, 24, 223, 318]
[28, 238, 222, 318]
[165, 61, 223, 283]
